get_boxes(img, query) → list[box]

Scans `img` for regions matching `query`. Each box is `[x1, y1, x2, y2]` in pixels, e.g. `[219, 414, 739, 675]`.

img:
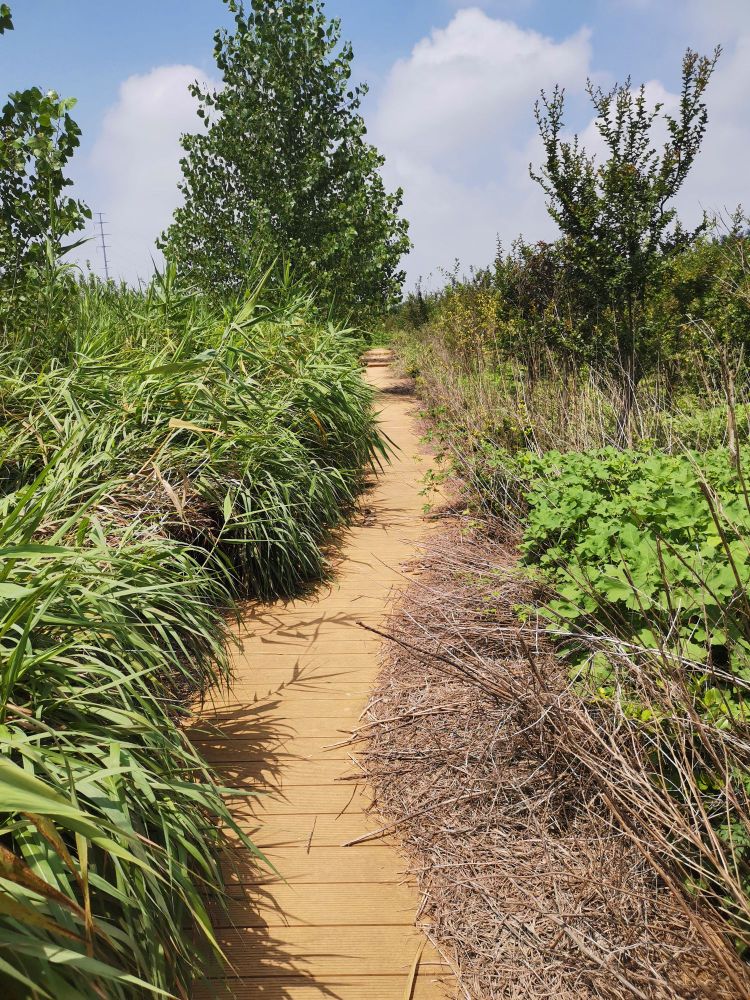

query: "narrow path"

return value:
[193, 357, 453, 998]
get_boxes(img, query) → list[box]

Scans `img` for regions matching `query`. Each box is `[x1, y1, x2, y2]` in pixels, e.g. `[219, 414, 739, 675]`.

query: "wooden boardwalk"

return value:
[192, 357, 453, 998]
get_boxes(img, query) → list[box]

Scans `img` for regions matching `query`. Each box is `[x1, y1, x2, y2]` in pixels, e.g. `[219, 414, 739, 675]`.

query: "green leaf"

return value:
[0, 582, 34, 598]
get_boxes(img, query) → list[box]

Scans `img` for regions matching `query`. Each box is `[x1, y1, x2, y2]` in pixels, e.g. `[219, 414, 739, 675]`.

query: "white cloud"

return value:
[74, 65, 216, 283]
[373, 8, 594, 284]
[377, 9, 591, 173]
[374, 4, 750, 287]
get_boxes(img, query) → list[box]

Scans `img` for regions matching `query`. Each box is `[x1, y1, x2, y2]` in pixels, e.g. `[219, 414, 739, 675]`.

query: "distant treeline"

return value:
[400, 223, 750, 390]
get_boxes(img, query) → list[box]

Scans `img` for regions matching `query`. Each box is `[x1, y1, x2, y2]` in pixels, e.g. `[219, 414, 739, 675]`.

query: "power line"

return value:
[96, 212, 111, 282]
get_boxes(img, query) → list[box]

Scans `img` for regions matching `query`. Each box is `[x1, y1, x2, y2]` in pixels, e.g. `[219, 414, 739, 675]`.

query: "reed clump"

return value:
[0, 272, 383, 997]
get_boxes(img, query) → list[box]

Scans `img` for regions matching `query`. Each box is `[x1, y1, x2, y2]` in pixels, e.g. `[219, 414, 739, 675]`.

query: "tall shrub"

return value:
[532, 49, 719, 438]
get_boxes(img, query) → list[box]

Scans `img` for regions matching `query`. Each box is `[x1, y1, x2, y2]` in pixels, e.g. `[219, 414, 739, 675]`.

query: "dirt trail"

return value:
[192, 355, 453, 998]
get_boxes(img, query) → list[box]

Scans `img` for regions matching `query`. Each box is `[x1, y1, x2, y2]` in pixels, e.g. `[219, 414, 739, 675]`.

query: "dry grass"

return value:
[397, 330, 750, 468]
[352, 523, 749, 999]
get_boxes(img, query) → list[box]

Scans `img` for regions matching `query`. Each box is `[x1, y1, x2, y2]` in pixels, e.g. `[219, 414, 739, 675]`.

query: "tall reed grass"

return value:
[0, 273, 382, 997]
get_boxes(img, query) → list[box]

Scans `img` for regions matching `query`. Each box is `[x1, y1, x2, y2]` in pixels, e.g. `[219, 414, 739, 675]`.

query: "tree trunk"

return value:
[616, 373, 635, 447]
[616, 307, 638, 447]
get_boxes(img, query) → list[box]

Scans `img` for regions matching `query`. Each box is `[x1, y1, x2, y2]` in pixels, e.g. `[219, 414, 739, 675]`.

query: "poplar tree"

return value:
[162, 0, 410, 317]
[0, 3, 89, 285]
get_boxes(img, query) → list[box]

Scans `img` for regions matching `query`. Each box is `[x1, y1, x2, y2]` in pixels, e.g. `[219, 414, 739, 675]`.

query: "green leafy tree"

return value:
[532, 48, 720, 438]
[0, 4, 12, 34]
[161, 0, 410, 317]
[0, 4, 90, 288]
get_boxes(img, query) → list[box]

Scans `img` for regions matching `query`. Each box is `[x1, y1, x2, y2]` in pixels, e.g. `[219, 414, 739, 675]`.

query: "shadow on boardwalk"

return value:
[188, 363, 452, 999]
[191, 698, 349, 1000]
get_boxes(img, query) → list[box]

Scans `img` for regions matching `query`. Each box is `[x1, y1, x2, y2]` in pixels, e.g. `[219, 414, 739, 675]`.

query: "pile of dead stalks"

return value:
[353, 524, 750, 1000]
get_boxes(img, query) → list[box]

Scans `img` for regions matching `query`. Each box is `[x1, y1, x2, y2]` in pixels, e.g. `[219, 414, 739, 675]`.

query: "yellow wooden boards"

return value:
[191, 364, 451, 998]
[194, 976, 451, 1000]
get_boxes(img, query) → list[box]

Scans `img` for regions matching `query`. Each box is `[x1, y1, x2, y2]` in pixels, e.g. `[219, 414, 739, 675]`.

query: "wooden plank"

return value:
[223, 648, 373, 668]
[193, 697, 367, 725]
[213, 758, 364, 789]
[206, 925, 442, 978]
[224, 811, 389, 849]
[224, 783, 374, 816]
[222, 685, 377, 703]
[230, 639, 382, 655]
[231, 651, 380, 667]
[221, 844, 406, 886]
[223, 786, 383, 847]
[219, 676, 377, 692]
[191, 715, 367, 740]
[192, 743, 363, 773]
[208, 881, 423, 928]
[194, 736, 357, 762]
[235, 624, 388, 645]
[230, 669, 380, 684]
[241, 594, 395, 609]
[207, 687, 373, 709]
[193, 973, 452, 999]
[225, 653, 381, 667]
[237, 615, 386, 630]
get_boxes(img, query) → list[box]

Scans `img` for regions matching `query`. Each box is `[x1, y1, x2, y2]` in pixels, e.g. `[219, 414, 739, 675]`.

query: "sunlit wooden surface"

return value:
[192, 356, 453, 999]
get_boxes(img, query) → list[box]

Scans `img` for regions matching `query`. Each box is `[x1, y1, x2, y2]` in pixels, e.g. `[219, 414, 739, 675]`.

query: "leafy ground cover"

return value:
[0, 278, 382, 997]
[517, 444, 750, 953]
[522, 446, 750, 685]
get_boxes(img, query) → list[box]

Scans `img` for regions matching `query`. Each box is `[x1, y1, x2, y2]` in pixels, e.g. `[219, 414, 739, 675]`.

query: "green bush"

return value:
[521, 446, 750, 692]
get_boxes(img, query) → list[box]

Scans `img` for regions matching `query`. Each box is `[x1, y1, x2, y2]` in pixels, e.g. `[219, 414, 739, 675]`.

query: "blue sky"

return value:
[1, 1, 747, 286]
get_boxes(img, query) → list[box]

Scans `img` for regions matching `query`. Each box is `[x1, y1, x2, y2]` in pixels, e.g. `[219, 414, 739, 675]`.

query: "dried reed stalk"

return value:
[354, 524, 749, 999]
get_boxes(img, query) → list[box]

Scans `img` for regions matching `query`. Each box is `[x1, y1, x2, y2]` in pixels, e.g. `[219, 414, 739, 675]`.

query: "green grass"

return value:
[0, 273, 383, 997]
